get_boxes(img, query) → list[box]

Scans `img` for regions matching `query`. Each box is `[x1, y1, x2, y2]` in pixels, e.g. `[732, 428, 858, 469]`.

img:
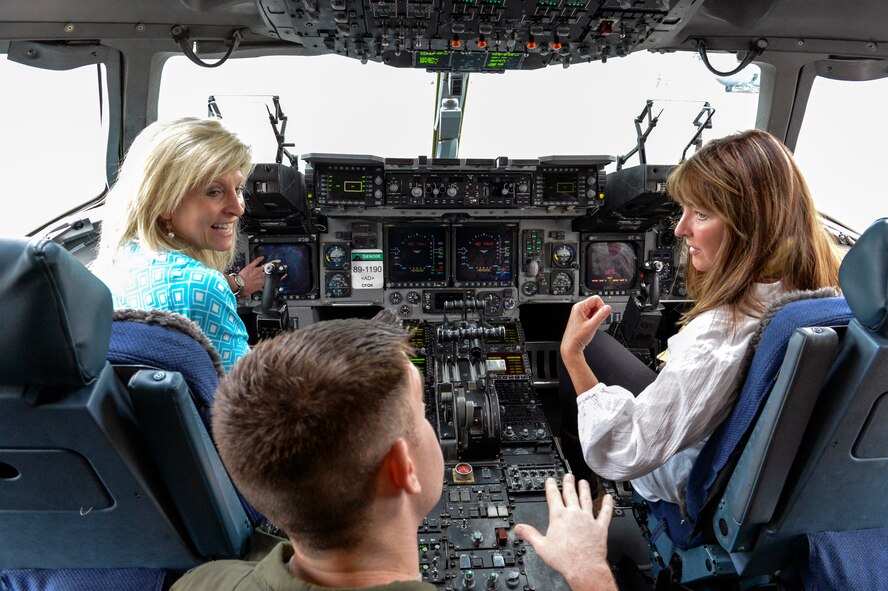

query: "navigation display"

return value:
[252, 242, 315, 296]
[386, 226, 448, 287]
[454, 226, 515, 286]
[583, 241, 638, 292]
[542, 172, 579, 201]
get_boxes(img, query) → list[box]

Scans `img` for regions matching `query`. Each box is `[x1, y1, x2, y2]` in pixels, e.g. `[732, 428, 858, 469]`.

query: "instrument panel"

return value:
[239, 154, 686, 328]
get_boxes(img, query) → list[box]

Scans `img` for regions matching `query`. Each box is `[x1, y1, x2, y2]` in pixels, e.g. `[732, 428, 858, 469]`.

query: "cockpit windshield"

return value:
[159, 51, 759, 164]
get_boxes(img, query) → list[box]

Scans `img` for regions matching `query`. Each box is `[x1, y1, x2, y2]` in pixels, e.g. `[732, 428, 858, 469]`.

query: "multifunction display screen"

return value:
[454, 226, 515, 286]
[386, 226, 448, 287]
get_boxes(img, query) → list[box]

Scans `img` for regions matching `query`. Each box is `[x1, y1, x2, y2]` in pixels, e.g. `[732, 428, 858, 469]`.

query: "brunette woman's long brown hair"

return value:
[667, 129, 841, 325]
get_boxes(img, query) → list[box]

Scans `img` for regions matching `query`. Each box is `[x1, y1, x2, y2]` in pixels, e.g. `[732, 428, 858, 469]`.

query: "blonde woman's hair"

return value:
[667, 129, 841, 325]
[94, 117, 253, 271]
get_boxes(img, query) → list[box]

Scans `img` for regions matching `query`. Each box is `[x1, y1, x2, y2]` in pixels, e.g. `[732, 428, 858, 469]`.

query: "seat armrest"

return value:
[127, 369, 252, 559]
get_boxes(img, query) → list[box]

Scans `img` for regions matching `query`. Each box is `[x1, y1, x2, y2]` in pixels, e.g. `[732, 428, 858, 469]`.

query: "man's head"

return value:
[213, 315, 443, 551]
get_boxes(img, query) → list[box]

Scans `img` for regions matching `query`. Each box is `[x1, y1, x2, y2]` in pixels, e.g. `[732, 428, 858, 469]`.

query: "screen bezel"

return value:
[579, 233, 643, 296]
[452, 224, 517, 288]
[384, 224, 449, 288]
[248, 235, 320, 300]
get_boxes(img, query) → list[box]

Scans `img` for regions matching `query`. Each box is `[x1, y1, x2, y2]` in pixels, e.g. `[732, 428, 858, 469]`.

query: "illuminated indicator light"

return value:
[452, 463, 476, 483]
[526, 40, 537, 49]
[552, 41, 562, 49]
[477, 39, 488, 47]
[451, 38, 462, 47]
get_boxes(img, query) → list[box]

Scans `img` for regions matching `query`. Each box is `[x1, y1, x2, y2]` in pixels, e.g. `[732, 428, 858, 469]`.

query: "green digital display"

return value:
[410, 356, 427, 375]
[416, 51, 451, 67]
[413, 51, 524, 71]
[485, 52, 523, 69]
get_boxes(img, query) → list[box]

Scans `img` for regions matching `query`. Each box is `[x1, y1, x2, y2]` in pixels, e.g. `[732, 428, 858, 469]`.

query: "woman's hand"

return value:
[560, 296, 611, 394]
[561, 296, 613, 359]
[237, 256, 277, 296]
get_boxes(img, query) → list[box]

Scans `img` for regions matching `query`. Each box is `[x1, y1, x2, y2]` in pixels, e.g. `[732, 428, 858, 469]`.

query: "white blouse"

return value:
[576, 282, 787, 504]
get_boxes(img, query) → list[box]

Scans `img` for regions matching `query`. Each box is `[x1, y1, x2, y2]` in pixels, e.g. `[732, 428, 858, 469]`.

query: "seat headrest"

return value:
[839, 218, 888, 337]
[0, 238, 112, 387]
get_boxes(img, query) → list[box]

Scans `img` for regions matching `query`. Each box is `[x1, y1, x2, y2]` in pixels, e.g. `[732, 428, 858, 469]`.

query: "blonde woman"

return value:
[93, 118, 265, 371]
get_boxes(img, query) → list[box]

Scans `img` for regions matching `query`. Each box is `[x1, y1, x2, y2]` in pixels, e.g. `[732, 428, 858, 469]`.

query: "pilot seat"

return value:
[0, 238, 254, 590]
[637, 218, 888, 590]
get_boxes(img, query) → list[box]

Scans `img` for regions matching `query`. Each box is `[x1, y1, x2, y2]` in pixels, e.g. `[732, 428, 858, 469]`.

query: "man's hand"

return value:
[514, 474, 616, 591]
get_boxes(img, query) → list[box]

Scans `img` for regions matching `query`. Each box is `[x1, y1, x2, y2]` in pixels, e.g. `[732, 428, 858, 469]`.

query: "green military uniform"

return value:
[172, 542, 436, 591]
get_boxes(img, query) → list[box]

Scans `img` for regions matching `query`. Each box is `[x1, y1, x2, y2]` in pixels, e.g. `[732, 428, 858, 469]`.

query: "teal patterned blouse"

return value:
[96, 242, 249, 371]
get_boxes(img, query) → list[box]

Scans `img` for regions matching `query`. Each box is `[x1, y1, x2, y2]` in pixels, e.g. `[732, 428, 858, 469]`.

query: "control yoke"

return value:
[642, 259, 663, 310]
[607, 258, 664, 365]
[254, 262, 290, 339]
[260, 262, 288, 314]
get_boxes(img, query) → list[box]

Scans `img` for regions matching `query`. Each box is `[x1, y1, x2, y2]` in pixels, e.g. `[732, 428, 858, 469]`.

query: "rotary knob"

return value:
[521, 281, 539, 297]
[411, 186, 423, 198]
[485, 572, 500, 590]
[447, 186, 458, 197]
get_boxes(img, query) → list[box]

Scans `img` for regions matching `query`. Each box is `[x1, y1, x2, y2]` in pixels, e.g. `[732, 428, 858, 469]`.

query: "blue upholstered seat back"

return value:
[109, 318, 221, 424]
[686, 297, 853, 518]
[647, 296, 853, 549]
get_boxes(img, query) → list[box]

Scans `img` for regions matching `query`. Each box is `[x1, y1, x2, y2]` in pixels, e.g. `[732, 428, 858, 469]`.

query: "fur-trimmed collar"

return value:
[112, 308, 225, 378]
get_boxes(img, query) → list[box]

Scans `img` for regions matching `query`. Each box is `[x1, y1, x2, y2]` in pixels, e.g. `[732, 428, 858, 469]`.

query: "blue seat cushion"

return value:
[0, 568, 166, 591]
[648, 499, 704, 550]
[801, 529, 888, 591]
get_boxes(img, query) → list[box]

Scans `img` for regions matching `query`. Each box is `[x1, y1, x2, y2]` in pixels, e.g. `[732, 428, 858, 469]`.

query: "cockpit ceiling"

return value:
[2, 0, 888, 70]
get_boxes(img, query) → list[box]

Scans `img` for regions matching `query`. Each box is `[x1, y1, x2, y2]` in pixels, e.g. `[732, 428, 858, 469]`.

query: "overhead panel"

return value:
[257, 0, 693, 71]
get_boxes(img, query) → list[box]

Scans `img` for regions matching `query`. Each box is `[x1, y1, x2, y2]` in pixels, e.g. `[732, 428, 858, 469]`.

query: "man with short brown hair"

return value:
[173, 315, 616, 591]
